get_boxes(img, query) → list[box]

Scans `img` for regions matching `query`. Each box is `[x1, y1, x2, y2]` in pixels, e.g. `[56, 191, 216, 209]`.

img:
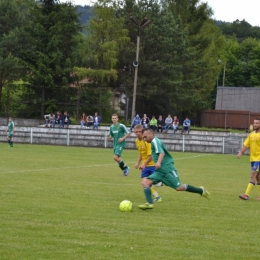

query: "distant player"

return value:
[134, 124, 162, 203]
[5, 117, 14, 147]
[237, 118, 260, 200]
[107, 114, 131, 176]
[138, 128, 210, 210]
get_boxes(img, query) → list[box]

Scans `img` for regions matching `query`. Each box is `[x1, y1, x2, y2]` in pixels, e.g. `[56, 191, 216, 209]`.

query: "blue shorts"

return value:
[251, 161, 260, 172]
[141, 166, 156, 178]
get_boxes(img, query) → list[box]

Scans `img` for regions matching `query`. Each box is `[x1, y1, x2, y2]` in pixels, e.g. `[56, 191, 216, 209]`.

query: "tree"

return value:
[0, 0, 24, 114]
[74, 0, 130, 117]
[20, 0, 82, 117]
[116, 0, 225, 118]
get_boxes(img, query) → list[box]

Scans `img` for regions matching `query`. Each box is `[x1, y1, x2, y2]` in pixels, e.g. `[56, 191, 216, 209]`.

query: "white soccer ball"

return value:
[119, 200, 133, 212]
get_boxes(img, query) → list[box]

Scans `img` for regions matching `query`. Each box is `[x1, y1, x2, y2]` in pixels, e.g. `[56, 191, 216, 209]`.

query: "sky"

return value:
[60, 0, 260, 27]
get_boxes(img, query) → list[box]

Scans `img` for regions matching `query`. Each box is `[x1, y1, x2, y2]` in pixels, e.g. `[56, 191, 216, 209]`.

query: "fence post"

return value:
[30, 127, 33, 144]
[222, 137, 225, 154]
[67, 129, 70, 146]
[182, 134, 185, 152]
[104, 131, 108, 148]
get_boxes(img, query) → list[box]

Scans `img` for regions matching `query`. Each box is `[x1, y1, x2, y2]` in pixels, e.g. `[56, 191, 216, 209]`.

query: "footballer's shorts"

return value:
[251, 161, 260, 172]
[147, 167, 182, 189]
[7, 133, 12, 138]
[113, 146, 124, 157]
[141, 166, 156, 178]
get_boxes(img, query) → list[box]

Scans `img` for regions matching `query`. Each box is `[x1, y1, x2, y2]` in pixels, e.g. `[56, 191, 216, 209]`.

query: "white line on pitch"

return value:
[1, 153, 213, 174]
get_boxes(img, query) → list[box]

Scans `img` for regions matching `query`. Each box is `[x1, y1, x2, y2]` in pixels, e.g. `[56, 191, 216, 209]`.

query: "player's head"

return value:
[253, 118, 260, 131]
[8, 117, 12, 122]
[134, 124, 143, 140]
[111, 114, 118, 124]
[142, 128, 154, 143]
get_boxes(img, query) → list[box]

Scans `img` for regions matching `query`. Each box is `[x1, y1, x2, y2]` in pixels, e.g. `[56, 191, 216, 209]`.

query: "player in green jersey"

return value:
[138, 128, 210, 210]
[107, 114, 131, 176]
[5, 117, 14, 147]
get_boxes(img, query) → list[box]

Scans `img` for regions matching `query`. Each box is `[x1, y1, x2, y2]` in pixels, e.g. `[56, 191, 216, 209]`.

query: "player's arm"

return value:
[135, 154, 142, 169]
[118, 132, 131, 143]
[107, 128, 113, 140]
[123, 132, 131, 140]
[140, 155, 152, 170]
[237, 145, 248, 158]
[155, 153, 164, 169]
[140, 142, 152, 169]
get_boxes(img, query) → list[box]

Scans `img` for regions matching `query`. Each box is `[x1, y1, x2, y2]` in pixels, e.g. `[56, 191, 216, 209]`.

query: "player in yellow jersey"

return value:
[134, 124, 162, 202]
[237, 118, 260, 200]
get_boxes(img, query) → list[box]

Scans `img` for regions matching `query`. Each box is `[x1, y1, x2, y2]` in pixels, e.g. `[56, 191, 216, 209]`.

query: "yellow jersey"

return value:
[244, 131, 260, 161]
[135, 138, 155, 166]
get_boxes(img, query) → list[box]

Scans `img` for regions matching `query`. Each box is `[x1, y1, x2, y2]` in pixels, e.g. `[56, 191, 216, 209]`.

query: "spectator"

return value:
[172, 116, 179, 134]
[163, 114, 173, 133]
[80, 113, 87, 128]
[93, 112, 101, 129]
[44, 113, 55, 128]
[59, 111, 64, 128]
[63, 111, 70, 128]
[149, 116, 157, 132]
[86, 115, 93, 128]
[130, 114, 141, 131]
[141, 114, 150, 128]
[52, 111, 62, 128]
[182, 117, 191, 134]
[157, 115, 164, 133]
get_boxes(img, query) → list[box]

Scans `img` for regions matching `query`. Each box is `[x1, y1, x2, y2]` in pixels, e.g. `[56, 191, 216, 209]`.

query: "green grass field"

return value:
[0, 143, 259, 259]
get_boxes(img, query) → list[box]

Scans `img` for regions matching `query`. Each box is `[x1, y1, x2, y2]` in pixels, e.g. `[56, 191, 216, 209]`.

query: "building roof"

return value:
[215, 86, 260, 112]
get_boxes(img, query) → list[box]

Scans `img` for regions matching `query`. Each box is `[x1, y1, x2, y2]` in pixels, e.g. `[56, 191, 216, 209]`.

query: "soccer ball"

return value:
[119, 200, 133, 212]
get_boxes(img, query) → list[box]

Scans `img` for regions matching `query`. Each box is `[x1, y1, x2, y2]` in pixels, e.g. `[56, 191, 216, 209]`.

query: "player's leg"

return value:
[256, 172, 260, 200]
[239, 162, 258, 200]
[9, 136, 13, 147]
[138, 177, 154, 209]
[164, 169, 210, 199]
[113, 147, 130, 176]
[7, 135, 11, 147]
[142, 167, 162, 203]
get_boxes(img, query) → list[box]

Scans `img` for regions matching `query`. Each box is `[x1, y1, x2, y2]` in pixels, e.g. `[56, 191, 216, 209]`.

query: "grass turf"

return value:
[0, 143, 258, 259]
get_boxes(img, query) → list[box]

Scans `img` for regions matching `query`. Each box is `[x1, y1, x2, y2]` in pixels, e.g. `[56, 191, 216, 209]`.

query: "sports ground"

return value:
[0, 143, 259, 259]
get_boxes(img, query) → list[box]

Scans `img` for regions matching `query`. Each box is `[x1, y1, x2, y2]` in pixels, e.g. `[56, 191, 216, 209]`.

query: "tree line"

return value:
[1, 0, 260, 123]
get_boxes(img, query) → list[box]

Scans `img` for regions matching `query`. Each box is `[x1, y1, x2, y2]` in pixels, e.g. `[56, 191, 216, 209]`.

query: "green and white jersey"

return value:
[8, 121, 14, 133]
[109, 123, 129, 148]
[151, 136, 175, 172]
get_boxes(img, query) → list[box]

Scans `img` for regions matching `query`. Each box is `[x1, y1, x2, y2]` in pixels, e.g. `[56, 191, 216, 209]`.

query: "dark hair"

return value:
[142, 128, 154, 134]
